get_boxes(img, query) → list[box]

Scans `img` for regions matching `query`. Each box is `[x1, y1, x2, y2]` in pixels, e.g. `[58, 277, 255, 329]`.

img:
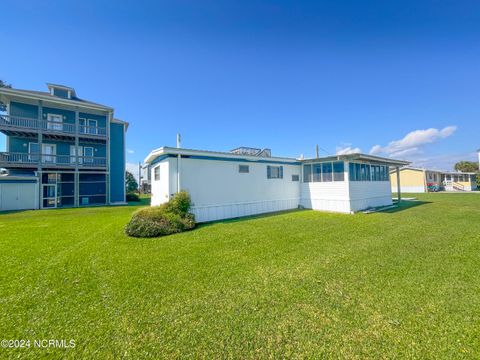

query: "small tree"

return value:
[0, 80, 12, 113]
[126, 171, 138, 193]
[454, 161, 479, 173]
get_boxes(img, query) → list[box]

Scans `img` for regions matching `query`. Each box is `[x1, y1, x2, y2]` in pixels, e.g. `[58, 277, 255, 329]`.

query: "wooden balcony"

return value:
[0, 115, 107, 139]
[0, 152, 106, 169]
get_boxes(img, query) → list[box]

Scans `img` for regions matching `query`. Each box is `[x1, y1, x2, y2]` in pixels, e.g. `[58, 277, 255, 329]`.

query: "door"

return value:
[70, 145, 83, 164]
[83, 147, 94, 164]
[42, 144, 56, 164]
[47, 114, 63, 131]
[42, 184, 57, 208]
[0, 182, 38, 211]
[88, 119, 97, 135]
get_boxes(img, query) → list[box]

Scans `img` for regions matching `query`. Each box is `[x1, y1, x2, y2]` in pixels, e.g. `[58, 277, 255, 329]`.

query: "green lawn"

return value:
[0, 193, 479, 359]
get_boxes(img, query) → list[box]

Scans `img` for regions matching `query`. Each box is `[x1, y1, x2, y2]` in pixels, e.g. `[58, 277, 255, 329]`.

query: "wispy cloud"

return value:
[336, 145, 362, 155]
[369, 126, 457, 157]
[127, 149, 135, 154]
[410, 151, 477, 171]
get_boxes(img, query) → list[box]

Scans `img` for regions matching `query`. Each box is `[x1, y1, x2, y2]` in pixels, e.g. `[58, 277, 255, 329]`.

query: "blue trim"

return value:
[150, 154, 301, 166]
[0, 179, 37, 183]
[150, 154, 171, 166]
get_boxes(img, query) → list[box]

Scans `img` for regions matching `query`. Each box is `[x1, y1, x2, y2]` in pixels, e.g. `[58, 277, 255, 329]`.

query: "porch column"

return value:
[106, 111, 112, 204]
[74, 107, 80, 207]
[37, 100, 43, 173]
[396, 166, 401, 205]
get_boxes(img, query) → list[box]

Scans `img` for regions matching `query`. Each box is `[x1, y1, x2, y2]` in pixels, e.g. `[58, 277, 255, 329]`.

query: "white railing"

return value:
[0, 152, 106, 167]
[0, 114, 106, 137]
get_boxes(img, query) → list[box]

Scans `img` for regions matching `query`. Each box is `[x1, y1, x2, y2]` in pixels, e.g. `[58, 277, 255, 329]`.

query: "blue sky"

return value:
[1, 0, 479, 178]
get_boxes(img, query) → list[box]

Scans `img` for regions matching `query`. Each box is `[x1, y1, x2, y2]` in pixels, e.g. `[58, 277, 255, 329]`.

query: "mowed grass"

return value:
[0, 194, 479, 359]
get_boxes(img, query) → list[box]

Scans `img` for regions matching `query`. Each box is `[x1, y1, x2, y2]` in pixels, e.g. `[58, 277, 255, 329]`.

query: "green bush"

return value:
[125, 192, 195, 238]
[163, 191, 192, 216]
[126, 192, 140, 202]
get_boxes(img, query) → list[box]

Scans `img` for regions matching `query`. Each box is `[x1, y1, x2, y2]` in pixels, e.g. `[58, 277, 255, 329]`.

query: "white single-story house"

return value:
[144, 146, 409, 222]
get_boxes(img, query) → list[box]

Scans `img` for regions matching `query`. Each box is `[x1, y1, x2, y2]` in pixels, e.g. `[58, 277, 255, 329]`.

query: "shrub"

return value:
[163, 191, 192, 216]
[126, 192, 140, 202]
[125, 192, 195, 238]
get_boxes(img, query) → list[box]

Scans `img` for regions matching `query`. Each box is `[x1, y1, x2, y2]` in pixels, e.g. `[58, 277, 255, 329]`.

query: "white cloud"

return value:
[127, 149, 135, 154]
[336, 146, 362, 155]
[369, 126, 457, 157]
[409, 151, 477, 171]
[126, 162, 140, 181]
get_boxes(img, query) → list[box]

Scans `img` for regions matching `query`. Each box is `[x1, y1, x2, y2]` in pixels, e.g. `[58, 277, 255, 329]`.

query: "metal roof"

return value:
[0, 87, 113, 111]
[145, 147, 410, 167]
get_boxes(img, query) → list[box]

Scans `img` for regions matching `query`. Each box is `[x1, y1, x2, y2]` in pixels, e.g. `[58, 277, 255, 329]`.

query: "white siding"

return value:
[349, 181, 392, 211]
[150, 160, 171, 206]
[156, 157, 301, 222]
[300, 182, 351, 213]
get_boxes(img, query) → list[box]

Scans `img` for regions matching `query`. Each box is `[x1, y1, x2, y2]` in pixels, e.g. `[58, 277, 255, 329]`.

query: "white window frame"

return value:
[154, 166, 160, 181]
[87, 119, 98, 135]
[83, 147, 94, 164]
[47, 113, 63, 131]
[41, 143, 56, 163]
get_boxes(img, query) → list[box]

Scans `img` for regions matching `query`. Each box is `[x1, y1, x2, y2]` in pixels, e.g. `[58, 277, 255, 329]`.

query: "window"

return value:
[239, 165, 249, 173]
[312, 163, 322, 182]
[292, 174, 299, 181]
[322, 162, 333, 182]
[154, 166, 160, 181]
[267, 165, 283, 179]
[47, 113, 63, 131]
[303, 164, 312, 183]
[355, 163, 361, 181]
[349, 162, 355, 181]
[333, 161, 344, 181]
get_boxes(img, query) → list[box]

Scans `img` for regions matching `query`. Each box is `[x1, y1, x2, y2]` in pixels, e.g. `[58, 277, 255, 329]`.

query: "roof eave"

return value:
[0, 87, 113, 112]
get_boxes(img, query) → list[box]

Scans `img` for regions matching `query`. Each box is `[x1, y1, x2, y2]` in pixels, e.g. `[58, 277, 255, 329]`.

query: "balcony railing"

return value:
[0, 152, 106, 167]
[0, 115, 106, 137]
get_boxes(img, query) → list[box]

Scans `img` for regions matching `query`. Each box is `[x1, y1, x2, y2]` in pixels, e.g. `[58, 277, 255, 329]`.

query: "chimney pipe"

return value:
[316, 144, 319, 159]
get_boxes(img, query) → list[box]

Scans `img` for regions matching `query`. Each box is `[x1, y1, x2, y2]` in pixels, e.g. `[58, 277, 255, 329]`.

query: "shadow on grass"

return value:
[126, 196, 151, 207]
[382, 200, 431, 213]
[197, 208, 306, 227]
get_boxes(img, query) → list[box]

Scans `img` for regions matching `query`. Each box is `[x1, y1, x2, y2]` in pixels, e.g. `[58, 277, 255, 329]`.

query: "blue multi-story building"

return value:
[0, 83, 127, 210]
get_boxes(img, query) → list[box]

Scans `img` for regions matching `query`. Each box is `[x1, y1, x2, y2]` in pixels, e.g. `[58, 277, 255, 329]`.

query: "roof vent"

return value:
[230, 147, 272, 157]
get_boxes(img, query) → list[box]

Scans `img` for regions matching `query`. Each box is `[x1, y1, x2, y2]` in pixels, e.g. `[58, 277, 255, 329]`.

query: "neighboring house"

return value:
[144, 146, 409, 222]
[390, 167, 478, 193]
[0, 83, 128, 211]
[140, 164, 151, 193]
